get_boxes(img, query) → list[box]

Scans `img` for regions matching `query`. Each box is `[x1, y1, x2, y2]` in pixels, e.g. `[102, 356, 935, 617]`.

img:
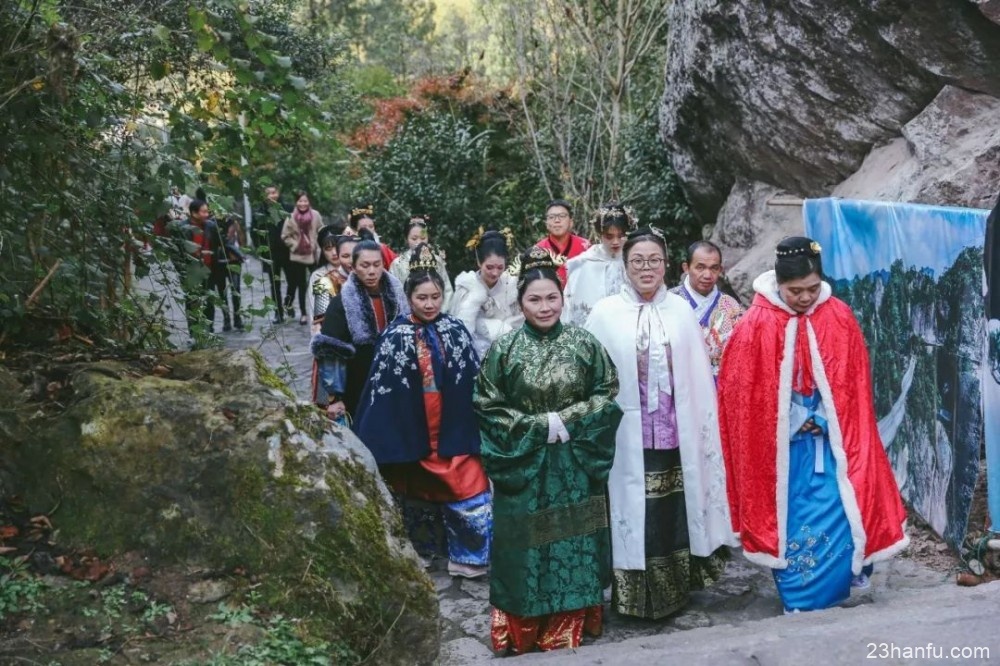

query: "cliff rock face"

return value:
[662, 0, 1000, 294]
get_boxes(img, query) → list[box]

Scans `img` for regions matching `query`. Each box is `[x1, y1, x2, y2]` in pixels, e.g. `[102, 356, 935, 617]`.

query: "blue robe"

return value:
[354, 313, 482, 464]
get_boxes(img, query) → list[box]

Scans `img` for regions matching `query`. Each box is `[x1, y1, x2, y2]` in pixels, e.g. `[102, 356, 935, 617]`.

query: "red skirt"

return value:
[490, 605, 602, 654]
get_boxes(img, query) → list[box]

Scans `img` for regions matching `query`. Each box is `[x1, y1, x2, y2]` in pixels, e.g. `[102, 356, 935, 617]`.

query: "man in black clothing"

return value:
[253, 185, 291, 323]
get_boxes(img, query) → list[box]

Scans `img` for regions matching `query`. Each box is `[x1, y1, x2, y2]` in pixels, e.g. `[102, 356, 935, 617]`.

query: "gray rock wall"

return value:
[662, 0, 1000, 294]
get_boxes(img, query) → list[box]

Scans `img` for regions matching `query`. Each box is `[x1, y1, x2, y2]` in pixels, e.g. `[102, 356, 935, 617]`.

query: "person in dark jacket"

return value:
[253, 186, 292, 323]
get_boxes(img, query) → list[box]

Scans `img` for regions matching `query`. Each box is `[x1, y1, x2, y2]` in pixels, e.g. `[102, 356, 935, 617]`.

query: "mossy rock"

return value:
[13, 350, 439, 665]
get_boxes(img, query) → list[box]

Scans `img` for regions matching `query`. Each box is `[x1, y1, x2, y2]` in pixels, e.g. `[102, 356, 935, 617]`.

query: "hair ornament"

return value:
[593, 202, 639, 232]
[351, 205, 374, 218]
[627, 225, 666, 242]
[776, 242, 822, 258]
[500, 227, 516, 250]
[410, 244, 439, 272]
[465, 226, 486, 250]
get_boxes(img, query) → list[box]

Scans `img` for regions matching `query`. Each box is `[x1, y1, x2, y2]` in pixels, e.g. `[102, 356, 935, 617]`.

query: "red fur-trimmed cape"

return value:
[718, 271, 908, 574]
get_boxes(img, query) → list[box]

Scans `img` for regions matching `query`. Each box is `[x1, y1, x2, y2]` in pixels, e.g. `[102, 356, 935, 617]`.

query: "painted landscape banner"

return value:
[804, 198, 989, 548]
[984, 194, 1000, 534]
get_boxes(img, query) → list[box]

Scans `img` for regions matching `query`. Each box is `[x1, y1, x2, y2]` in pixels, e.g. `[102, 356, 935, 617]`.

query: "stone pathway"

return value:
[140, 256, 964, 665]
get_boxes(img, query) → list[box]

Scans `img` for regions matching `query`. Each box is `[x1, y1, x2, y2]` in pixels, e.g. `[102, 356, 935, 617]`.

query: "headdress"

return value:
[509, 246, 565, 279]
[409, 244, 439, 272]
[626, 225, 666, 242]
[409, 214, 430, 227]
[776, 241, 822, 257]
[466, 226, 515, 251]
[593, 202, 639, 232]
[351, 205, 374, 218]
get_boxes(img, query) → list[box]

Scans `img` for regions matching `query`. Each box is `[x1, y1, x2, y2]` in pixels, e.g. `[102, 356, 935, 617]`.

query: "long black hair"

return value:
[475, 229, 510, 265]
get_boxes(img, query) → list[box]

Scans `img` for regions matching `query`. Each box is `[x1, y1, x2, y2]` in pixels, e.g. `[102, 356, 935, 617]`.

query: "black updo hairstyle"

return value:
[351, 227, 383, 265]
[592, 202, 637, 235]
[405, 214, 430, 237]
[404, 243, 446, 298]
[318, 225, 339, 250]
[349, 204, 374, 228]
[475, 230, 510, 265]
[774, 236, 823, 284]
[336, 233, 359, 253]
[516, 247, 563, 303]
[622, 226, 668, 262]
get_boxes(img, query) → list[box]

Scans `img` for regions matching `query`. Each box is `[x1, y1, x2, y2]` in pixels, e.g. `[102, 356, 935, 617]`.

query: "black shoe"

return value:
[234, 318, 244, 331]
[272, 314, 285, 324]
[222, 322, 232, 332]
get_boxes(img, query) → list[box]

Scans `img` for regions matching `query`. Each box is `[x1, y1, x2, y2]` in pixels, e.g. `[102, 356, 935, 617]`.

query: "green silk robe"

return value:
[473, 321, 623, 618]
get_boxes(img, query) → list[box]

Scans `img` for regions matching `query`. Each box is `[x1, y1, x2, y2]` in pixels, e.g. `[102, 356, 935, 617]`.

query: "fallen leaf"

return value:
[0, 525, 19, 539]
[29, 515, 53, 530]
[221, 407, 237, 421]
[152, 364, 172, 377]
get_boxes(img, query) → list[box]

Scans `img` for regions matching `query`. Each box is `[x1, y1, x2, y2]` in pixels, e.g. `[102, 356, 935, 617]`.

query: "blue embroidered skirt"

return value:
[773, 431, 854, 612]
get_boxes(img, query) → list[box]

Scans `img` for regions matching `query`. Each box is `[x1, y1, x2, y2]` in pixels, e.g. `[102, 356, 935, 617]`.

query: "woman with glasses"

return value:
[563, 202, 636, 326]
[389, 215, 454, 309]
[585, 226, 737, 620]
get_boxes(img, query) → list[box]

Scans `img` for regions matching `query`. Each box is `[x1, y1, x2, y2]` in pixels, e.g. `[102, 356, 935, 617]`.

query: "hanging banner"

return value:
[984, 194, 1000, 535]
[804, 198, 989, 548]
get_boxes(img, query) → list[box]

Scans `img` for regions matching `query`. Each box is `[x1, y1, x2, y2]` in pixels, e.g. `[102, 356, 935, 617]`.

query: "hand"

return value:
[326, 401, 346, 420]
[799, 418, 822, 435]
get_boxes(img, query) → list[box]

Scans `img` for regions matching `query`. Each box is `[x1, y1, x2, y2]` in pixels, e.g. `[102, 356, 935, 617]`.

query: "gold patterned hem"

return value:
[506, 494, 608, 549]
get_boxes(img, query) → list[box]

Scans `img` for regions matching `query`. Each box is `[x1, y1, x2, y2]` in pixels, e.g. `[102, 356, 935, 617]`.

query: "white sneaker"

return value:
[783, 608, 801, 615]
[448, 561, 488, 579]
[851, 573, 871, 590]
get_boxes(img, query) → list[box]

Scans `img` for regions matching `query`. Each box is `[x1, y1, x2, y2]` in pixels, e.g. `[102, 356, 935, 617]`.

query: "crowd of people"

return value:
[160, 186, 909, 656]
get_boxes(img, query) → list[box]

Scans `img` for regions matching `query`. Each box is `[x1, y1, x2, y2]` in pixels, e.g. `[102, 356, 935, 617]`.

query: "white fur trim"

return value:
[863, 521, 911, 566]
[806, 319, 869, 575]
[752, 270, 832, 314]
[769, 315, 798, 570]
[743, 549, 789, 570]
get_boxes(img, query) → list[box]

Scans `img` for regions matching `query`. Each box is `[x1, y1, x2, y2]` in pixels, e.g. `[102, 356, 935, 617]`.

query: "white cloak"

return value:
[562, 243, 627, 326]
[448, 270, 523, 358]
[586, 284, 738, 570]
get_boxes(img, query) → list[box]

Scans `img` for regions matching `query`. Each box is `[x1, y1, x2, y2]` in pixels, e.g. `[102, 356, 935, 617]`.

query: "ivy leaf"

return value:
[188, 7, 207, 32]
[196, 31, 214, 53]
[259, 122, 276, 138]
[260, 99, 276, 116]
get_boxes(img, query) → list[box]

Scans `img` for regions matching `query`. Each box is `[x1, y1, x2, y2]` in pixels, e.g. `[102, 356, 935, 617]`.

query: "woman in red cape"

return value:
[718, 236, 907, 613]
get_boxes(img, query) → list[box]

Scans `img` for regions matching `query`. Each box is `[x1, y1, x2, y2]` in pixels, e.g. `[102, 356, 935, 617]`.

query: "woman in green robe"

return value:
[473, 246, 623, 655]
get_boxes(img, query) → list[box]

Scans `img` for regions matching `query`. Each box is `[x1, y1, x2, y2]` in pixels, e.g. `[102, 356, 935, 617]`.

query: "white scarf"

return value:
[683, 275, 720, 324]
[622, 282, 672, 413]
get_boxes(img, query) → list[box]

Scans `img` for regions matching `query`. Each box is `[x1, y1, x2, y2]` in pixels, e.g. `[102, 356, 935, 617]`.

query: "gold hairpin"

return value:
[410, 244, 439, 272]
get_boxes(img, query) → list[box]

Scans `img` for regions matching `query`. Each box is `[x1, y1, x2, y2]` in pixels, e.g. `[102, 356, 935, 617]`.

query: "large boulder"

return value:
[662, 0, 1000, 221]
[8, 350, 439, 665]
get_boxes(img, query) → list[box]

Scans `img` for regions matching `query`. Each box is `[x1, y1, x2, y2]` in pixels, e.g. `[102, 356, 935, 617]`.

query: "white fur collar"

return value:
[752, 270, 832, 315]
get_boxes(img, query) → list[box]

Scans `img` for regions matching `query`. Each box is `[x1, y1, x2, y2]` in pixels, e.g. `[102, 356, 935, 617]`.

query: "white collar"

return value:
[752, 270, 832, 315]
[683, 275, 718, 305]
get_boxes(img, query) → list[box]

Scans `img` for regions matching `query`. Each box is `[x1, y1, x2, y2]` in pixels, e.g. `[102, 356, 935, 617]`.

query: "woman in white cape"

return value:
[562, 202, 634, 326]
[585, 226, 737, 620]
[448, 228, 522, 358]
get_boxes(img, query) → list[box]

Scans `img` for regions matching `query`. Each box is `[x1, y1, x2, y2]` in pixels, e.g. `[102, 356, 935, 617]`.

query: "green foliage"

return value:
[199, 592, 354, 665]
[351, 84, 550, 273]
[0, 0, 349, 350]
[0, 558, 45, 620]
